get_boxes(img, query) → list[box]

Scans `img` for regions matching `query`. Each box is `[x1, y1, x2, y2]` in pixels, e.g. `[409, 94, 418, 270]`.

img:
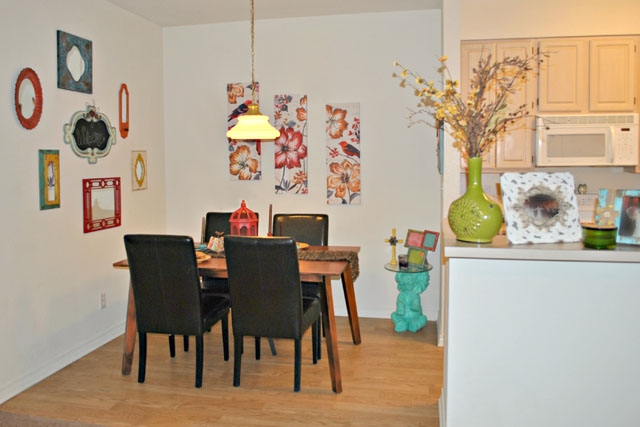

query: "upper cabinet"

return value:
[538, 37, 637, 113]
[461, 40, 536, 170]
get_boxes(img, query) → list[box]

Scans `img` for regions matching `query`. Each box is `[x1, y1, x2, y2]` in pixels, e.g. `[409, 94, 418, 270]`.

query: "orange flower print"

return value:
[293, 170, 307, 185]
[327, 159, 361, 202]
[326, 105, 348, 139]
[296, 95, 308, 121]
[229, 145, 259, 180]
[227, 83, 245, 104]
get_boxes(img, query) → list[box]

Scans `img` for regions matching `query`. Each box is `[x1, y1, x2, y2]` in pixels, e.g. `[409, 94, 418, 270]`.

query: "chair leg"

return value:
[294, 339, 301, 392]
[255, 337, 261, 360]
[195, 335, 203, 388]
[233, 335, 243, 387]
[138, 333, 147, 383]
[312, 320, 318, 365]
[168, 334, 176, 358]
[221, 313, 230, 361]
[184, 335, 189, 352]
[268, 337, 277, 356]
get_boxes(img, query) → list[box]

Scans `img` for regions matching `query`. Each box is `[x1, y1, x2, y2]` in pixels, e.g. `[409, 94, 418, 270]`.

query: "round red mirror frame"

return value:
[14, 67, 43, 130]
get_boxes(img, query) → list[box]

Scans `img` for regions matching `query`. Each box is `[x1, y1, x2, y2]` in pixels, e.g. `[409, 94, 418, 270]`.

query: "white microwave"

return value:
[535, 114, 639, 167]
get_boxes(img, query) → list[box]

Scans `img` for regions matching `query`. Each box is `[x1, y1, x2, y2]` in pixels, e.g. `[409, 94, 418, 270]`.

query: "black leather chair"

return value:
[123, 234, 230, 388]
[224, 236, 320, 392]
[200, 211, 277, 356]
[272, 213, 329, 300]
[272, 213, 328, 358]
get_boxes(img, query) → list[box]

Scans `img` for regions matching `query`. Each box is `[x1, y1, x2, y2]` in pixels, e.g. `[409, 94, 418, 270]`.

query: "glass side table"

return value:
[384, 262, 432, 332]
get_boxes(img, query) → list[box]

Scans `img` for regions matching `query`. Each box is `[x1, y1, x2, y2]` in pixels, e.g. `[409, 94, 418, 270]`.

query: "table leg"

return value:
[341, 269, 362, 345]
[121, 283, 137, 375]
[321, 275, 342, 393]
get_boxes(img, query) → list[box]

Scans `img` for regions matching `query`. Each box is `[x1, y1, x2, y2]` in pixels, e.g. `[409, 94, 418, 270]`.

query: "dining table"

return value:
[113, 245, 361, 393]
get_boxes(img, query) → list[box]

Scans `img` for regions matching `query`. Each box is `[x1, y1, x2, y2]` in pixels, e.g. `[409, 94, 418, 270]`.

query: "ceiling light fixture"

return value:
[226, 0, 280, 140]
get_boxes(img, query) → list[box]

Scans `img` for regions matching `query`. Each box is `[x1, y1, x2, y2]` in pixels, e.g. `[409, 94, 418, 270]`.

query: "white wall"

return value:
[0, 0, 165, 403]
[162, 10, 443, 320]
[460, 0, 640, 40]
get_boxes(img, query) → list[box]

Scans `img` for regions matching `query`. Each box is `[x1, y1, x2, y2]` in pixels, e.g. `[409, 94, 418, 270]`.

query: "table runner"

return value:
[199, 247, 359, 281]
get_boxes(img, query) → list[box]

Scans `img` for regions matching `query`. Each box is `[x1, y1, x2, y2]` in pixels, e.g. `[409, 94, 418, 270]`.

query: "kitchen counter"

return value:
[444, 233, 640, 263]
[439, 231, 640, 427]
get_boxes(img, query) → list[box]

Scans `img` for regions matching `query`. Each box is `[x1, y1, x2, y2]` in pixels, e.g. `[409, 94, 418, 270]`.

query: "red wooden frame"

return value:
[83, 177, 121, 233]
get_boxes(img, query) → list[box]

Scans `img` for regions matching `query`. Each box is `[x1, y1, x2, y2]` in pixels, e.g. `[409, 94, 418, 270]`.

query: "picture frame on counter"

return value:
[501, 172, 581, 244]
[613, 189, 640, 245]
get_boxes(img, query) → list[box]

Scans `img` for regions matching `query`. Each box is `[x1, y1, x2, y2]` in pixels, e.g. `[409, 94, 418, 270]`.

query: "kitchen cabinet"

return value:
[538, 37, 637, 113]
[460, 40, 535, 171]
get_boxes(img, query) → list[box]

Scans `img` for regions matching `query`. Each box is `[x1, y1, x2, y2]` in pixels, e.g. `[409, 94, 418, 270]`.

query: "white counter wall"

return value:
[440, 236, 640, 426]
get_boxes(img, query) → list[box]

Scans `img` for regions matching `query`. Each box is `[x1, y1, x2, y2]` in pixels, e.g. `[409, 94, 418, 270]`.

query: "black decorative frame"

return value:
[63, 104, 116, 164]
[57, 30, 92, 93]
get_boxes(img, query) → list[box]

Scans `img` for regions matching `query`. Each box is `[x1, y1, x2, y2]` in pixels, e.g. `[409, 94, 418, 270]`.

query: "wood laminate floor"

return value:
[0, 317, 443, 426]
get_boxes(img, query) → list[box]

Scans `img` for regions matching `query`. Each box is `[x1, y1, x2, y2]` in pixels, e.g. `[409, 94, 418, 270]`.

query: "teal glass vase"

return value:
[447, 156, 503, 243]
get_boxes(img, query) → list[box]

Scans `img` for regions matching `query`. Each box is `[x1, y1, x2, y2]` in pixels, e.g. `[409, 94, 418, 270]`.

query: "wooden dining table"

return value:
[113, 245, 361, 393]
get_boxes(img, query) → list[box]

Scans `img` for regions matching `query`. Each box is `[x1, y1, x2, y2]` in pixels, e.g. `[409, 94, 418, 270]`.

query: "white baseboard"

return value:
[0, 322, 124, 404]
[439, 388, 446, 427]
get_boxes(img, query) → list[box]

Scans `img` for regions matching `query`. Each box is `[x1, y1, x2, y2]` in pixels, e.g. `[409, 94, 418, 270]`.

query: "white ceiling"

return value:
[104, 0, 439, 27]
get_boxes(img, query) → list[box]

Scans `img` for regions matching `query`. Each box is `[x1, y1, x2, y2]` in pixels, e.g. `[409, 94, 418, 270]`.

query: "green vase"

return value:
[447, 157, 503, 243]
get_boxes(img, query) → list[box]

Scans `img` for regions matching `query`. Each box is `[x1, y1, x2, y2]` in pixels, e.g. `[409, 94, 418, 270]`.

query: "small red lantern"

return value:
[229, 200, 259, 236]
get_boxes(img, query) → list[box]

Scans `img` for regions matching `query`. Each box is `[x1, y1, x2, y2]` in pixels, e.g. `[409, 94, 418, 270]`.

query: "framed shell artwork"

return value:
[501, 172, 581, 244]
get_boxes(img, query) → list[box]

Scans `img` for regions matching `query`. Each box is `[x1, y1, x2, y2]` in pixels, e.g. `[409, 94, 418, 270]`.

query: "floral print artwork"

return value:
[326, 103, 361, 205]
[227, 82, 261, 180]
[273, 94, 308, 194]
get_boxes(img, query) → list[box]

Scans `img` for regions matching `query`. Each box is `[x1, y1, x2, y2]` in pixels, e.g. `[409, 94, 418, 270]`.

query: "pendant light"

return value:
[226, 0, 280, 140]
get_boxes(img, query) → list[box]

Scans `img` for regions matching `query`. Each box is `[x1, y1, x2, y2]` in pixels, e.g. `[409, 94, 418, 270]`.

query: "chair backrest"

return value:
[124, 234, 204, 336]
[204, 211, 260, 241]
[224, 236, 304, 339]
[272, 214, 328, 246]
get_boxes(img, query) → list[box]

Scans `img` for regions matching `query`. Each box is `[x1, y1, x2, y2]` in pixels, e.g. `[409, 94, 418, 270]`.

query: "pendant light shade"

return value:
[226, 104, 280, 140]
[226, 0, 280, 141]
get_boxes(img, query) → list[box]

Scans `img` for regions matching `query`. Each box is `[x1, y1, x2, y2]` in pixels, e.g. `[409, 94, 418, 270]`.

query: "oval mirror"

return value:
[134, 153, 146, 188]
[15, 68, 43, 129]
[66, 45, 86, 82]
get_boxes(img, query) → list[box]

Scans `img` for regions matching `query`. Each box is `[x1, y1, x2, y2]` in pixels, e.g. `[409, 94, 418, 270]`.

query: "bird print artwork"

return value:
[228, 99, 252, 122]
[339, 141, 360, 158]
[227, 82, 262, 181]
[325, 103, 361, 205]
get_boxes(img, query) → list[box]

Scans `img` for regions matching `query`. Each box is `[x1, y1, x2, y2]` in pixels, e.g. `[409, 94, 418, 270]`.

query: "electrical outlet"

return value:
[100, 292, 107, 310]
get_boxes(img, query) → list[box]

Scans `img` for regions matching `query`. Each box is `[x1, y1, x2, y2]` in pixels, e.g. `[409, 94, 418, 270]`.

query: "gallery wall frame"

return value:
[119, 83, 129, 138]
[15, 67, 43, 130]
[83, 177, 121, 233]
[63, 104, 116, 164]
[131, 150, 147, 191]
[57, 30, 92, 93]
[39, 150, 60, 210]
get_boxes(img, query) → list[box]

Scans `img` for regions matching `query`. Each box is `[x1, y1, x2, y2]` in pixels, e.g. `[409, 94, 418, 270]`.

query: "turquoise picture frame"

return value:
[57, 30, 92, 94]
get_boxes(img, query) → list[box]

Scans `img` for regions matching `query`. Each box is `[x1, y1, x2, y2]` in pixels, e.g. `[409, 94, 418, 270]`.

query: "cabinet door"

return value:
[495, 42, 535, 169]
[460, 43, 496, 169]
[538, 39, 589, 112]
[589, 38, 636, 112]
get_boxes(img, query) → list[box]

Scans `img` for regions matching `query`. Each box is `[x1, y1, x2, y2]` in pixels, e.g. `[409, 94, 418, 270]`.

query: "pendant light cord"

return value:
[250, 0, 256, 103]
